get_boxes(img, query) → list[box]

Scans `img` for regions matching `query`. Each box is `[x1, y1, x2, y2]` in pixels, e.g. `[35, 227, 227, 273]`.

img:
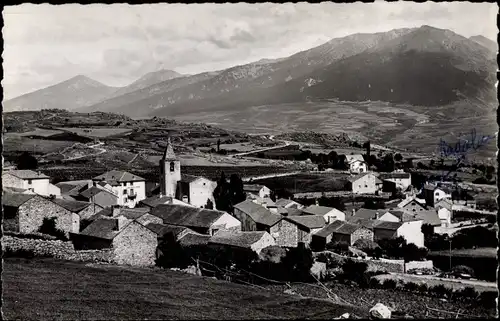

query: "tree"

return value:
[16, 152, 38, 170]
[383, 154, 395, 172]
[213, 172, 230, 212]
[363, 141, 371, 157]
[156, 232, 189, 268]
[229, 174, 246, 208]
[394, 153, 403, 162]
[38, 217, 67, 241]
[217, 139, 221, 152]
[269, 190, 277, 202]
[281, 245, 314, 282]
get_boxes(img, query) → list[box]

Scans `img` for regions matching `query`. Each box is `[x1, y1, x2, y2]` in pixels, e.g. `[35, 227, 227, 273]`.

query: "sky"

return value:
[2, 2, 498, 100]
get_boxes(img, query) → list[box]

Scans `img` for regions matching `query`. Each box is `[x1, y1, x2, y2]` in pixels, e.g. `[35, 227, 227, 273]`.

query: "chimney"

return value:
[112, 205, 121, 217]
[352, 209, 356, 217]
[116, 215, 128, 230]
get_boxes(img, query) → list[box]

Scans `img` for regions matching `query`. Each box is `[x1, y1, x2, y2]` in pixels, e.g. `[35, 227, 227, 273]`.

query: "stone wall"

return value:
[405, 260, 434, 271]
[2, 235, 114, 263]
[112, 221, 157, 266]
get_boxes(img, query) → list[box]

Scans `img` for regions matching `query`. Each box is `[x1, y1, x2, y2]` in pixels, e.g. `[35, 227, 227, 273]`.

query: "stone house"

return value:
[151, 204, 241, 236]
[423, 184, 452, 207]
[372, 220, 425, 248]
[312, 220, 374, 248]
[345, 155, 367, 173]
[71, 216, 158, 266]
[2, 192, 82, 234]
[396, 197, 441, 227]
[347, 172, 377, 194]
[51, 197, 100, 222]
[302, 205, 346, 223]
[3, 169, 60, 197]
[76, 186, 119, 209]
[93, 170, 146, 208]
[233, 200, 282, 232]
[243, 184, 271, 199]
[274, 215, 326, 247]
[208, 230, 276, 254]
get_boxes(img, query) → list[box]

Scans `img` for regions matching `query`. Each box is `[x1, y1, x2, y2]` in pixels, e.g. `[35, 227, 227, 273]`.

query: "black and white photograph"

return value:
[1, 2, 498, 319]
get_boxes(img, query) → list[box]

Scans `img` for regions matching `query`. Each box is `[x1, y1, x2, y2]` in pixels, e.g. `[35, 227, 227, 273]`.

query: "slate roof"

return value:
[375, 177, 383, 184]
[413, 209, 442, 226]
[302, 205, 343, 217]
[208, 231, 267, 249]
[93, 170, 145, 185]
[285, 215, 326, 230]
[3, 186, 30, 193]
[373, 221, 404, 231]
[151, 204, 229, 229]
[5, 170, 49, 180]
[435, 198, 453, 211]
[347, 217, 379, 229]
[140, 195, 173, 208]
[398, 197, 427, 209]
[275, 198, 301, 208]
[243, 184, 266, 192]
[178, 233, 211, 246]
[315, 220, 364, 237]
[146, 223, 191, 237]
[348, 172, 373, 183]
[233, 200, 282, 227]
[80, 217, 124, 240]
[162, 137, 177, 160]
[79, 186, 117, 199]
[51, 198, 91, 213]
[285, 208, 304, 216]
[353, 208, 385, 220]
[345, 154, 365, 163]
[423, 184, 437, 191]
[179, 174, 204, 184]
[2, 192, 36, 207]
[385, 210, 414, 221]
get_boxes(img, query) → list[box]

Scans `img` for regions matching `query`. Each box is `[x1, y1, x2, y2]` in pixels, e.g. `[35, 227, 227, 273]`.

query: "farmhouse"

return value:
[72, 216, 158, 266]
[435, 198, 453, 226]
[347, 172, 377, 194]
[396, 197, 441, 227]
[302, 205, 346, 223]
[423, 184, 452, 207]
[379, 171, 412, 190]
[281, 215, 327, 247]
[345, 154, 367, 173]
[233, 200, 282, 233]
[208, 230, 276, 254]
[312, 220, 374, 248]
[93, 170, 146, 208]
[243, 184, 271, 199]
[3, 170, 60, 197]
[151, 204, 241, 236]
[3, 192, 81, 234]
[159, 138, 217, 208]
[371, 220, 425, 248]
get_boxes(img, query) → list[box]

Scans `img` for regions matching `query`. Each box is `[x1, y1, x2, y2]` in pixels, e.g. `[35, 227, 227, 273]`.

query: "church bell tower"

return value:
[159, 137, 181, 197]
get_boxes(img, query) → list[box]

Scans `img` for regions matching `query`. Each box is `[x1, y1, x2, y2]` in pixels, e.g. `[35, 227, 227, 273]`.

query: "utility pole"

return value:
[448, 237, 452, 272]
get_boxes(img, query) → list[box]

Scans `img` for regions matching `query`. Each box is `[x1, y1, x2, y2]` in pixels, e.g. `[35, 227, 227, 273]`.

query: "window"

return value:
[365, 184, 368, 188]
[129, 182, 132, 186]
[170, 162, 175, 172]
[130, 189, 134, 194]
[123, 197, 127, 203]
[27, 179, 32, 185]
[123, 190, 128, 195]
[435, 192, 439, 196]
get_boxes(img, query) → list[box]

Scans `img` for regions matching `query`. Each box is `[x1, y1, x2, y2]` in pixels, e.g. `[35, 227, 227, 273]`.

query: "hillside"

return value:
[2, 75, 119, 112]
[110, 69, 184, 97]
[469, 35, 498, 55]
[3, 258, 366, 320]
[150, 26, 496, 117]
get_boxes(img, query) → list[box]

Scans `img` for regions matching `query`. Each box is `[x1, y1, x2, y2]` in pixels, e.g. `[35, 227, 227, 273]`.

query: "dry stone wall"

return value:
[2, 235, 114, 263]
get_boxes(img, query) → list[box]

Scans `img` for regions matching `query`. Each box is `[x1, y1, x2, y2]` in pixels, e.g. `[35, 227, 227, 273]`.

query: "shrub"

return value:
[430, 284, 449, 298]
[341, 259, 368, 284]
[457, 287, 478, 299]
[326, 241, 350, 255]
[382, 279, 397, 289]
[38, 217, 68, 241]
[404, 281, 419, 292]
[417, 282, 428, 293]
[369, 277, 381, 289]
[452, 265, 475, 277]
[315, 251, 346, 269]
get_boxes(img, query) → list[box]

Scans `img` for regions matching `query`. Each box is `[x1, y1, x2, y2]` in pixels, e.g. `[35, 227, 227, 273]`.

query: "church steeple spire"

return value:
[163, 137, 176, 160]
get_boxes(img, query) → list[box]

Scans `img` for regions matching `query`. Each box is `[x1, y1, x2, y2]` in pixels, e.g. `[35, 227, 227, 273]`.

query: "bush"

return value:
[353, 239, 380, 257]
[368, 277, 381, 289]
[417, 282, 428, 293]
[326, 241, 350, 255]
[382, 279, 397, 289]
[457, 286, 478, 299]
[430, 284, 449, 298]
[38, 217, 68, 241]
[315, 251, 346, 269]
[342, 259, 368, 284]
[404, 281, 419, 292]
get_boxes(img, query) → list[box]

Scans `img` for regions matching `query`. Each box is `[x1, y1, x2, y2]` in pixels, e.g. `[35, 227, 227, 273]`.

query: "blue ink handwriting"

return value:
[439, 128, 495, 159]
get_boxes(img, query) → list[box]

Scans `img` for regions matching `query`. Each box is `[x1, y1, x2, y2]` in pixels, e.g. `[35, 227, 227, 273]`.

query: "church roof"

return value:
[163, 137, 177, 160]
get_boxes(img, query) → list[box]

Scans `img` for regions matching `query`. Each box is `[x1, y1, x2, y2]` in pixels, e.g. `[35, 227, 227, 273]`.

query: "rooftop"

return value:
[209, 231, 268, 249]
[353, 208, 385, 220]
[5, 170, 49, 180]
[79, 217, 124, 240]
[151, 204, 229, 229]
[146, 223, 192, 237]
[93, 170, 145, 185]
[2, 192, 36, 207]
[348, 172, 373, 183]
[51, 198, 91, 213]
[234, 200, 282, 227]
[179, 174, 206, 184]
[302, 205, 344, 217]
[140, 195, 173, 208]
[178, 233, 211, 246]
[315, 220, 364, 237]
[243, 184, 267, 192]
[285, 215, 326, 230]
[79, 186, 117, 199]
[345, 154, 365, 164]
[380, 172, 411, 179]
[162, 137, 177, 160]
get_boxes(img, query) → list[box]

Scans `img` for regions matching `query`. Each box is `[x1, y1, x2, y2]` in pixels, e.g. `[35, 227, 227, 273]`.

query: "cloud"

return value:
[2, 2, 497, 99]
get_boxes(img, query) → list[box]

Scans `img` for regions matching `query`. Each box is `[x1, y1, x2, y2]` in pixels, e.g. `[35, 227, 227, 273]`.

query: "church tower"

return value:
[159, 137, 181, 197]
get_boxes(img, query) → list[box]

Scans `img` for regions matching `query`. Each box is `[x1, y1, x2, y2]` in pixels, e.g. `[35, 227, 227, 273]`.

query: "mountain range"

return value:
[3, 25, 497, 118]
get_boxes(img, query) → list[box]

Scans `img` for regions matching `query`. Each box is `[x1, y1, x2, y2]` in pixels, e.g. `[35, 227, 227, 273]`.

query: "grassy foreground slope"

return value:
[2, 258, 367, 320]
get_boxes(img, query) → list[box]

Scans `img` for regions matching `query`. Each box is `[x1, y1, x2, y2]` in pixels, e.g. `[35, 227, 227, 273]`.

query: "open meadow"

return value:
[2, 258, 367, 320]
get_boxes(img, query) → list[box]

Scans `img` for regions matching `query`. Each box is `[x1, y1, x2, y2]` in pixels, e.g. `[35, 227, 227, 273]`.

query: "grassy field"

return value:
[2, 258, 366, 320]
[3, 137, 77, 155]
[56, 127, 133, 138]
[429, 247, 496, 258]
[253, 173, 351, 193]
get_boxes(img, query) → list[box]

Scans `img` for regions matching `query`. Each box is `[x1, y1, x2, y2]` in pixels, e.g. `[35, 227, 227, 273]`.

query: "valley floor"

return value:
[2, 258, 366, 320]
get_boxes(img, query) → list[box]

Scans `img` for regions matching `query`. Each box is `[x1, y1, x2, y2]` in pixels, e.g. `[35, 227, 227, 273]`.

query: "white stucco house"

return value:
[379, 171, 412, 190]
[435, 198, 453, 227]
[92, 170, 146, 208]
[243, 184, 271, 199]
[373, 219, 425, 248]
[2, 170, 61, 197]
[345, 154, 368, 173]
[348, 172, 377, 194]
[302, 205, 346, 223]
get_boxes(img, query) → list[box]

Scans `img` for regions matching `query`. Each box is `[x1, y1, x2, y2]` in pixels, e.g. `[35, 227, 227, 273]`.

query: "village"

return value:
[3, 136, 496, 280]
